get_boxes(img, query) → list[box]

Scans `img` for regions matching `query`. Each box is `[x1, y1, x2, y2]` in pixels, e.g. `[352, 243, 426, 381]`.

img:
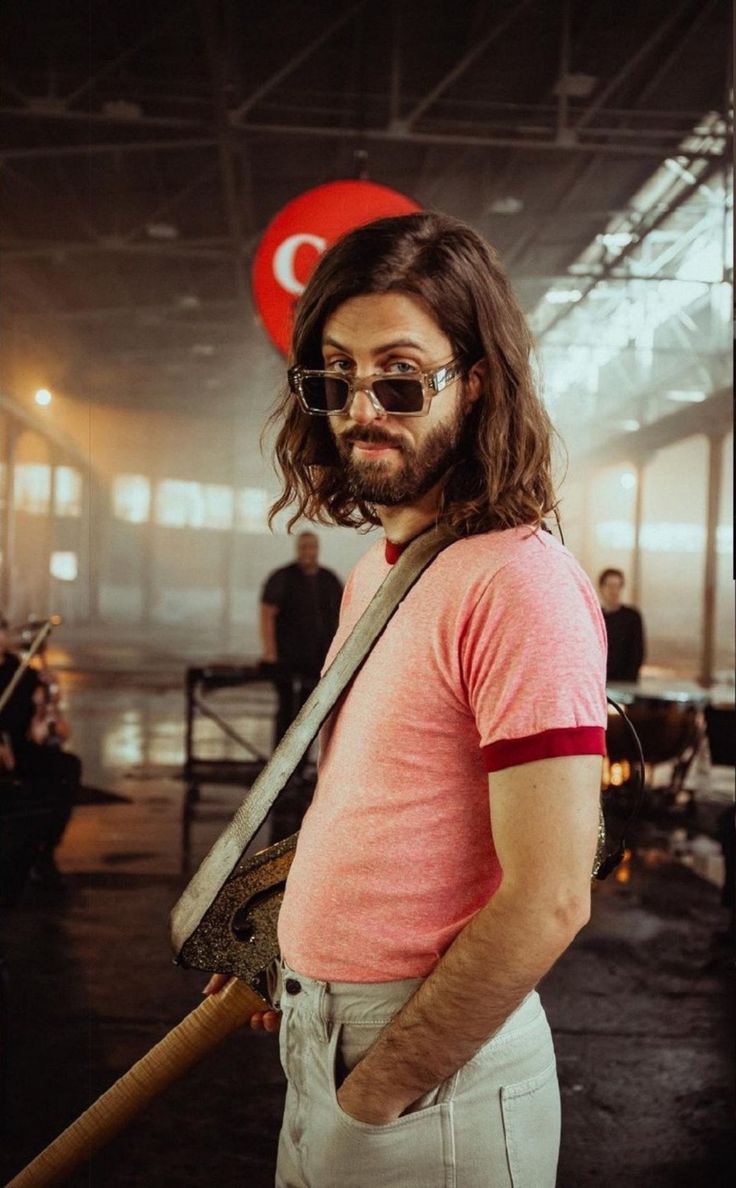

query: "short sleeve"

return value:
[461, 543, 608, 773]
[262, 568, 286, 607]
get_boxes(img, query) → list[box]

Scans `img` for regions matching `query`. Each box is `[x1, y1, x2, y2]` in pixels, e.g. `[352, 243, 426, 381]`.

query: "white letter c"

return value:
[272, 233, 327, 296]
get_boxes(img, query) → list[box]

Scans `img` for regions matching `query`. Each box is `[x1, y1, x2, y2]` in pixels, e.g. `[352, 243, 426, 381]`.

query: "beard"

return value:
[334, 406, 464, 506]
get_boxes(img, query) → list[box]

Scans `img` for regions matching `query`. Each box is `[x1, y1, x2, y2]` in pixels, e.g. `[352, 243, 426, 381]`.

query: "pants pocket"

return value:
[501, 1061, 560, 1188]
[316, 1023, 456, 1188]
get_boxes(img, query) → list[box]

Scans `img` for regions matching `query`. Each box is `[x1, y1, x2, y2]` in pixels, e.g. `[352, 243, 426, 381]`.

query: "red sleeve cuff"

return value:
[481, 726, 606, 773]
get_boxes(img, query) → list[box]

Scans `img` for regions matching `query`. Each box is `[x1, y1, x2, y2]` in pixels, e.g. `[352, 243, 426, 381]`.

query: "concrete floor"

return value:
[1, 664, 734, 1187]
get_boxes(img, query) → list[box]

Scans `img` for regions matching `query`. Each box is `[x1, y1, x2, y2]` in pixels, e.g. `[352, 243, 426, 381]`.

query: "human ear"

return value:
[464, 360, 487, 408]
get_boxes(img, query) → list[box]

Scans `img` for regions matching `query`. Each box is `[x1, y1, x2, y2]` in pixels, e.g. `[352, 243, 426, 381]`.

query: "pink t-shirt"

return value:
[278, 526, 608, 982]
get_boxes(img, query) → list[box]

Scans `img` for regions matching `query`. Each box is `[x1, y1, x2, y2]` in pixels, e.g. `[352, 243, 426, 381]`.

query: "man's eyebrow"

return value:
[321, 335, 427, 354]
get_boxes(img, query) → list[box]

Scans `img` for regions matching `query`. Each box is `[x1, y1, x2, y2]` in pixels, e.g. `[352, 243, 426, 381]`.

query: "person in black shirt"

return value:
[260, 532, 343, 747]
[598, 568, 646, 682]
[0, 615, 78, 885]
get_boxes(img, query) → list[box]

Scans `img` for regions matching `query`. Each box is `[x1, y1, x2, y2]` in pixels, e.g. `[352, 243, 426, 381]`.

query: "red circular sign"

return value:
[252, 180, 421, 355]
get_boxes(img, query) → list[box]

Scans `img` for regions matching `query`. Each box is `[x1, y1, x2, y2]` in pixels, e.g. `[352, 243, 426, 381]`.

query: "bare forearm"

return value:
[260, 605, 278, 660]
[341, 889, 587, 1120]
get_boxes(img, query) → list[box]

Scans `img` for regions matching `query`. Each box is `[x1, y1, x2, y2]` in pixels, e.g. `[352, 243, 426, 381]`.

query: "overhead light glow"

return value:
[619, 471, 636, 490]
[489, 196, 524, 215]
[596, 232, 637, 249]
[554, 73, 597, 98]
[146, 222, 178, 240]
[664, 157, 698, 185]
[35, 388, 52, 406]
[545, 288, 583, 304]
[666, 390, 707, 403]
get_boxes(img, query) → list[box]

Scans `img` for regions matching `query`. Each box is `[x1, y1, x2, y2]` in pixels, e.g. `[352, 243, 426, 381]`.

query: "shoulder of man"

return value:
[435, 527, 605, 641]
[262, 564, 295, 603]
[318, 565, 343, 585]
[432, 524, 585, 586]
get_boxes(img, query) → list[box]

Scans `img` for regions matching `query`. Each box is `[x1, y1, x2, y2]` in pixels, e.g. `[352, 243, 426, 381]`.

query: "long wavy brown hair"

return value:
[267, 210, 557, 536]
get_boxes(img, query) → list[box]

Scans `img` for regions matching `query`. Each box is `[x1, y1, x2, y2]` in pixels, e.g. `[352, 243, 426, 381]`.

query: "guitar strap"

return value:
[171, 524, 456, 957]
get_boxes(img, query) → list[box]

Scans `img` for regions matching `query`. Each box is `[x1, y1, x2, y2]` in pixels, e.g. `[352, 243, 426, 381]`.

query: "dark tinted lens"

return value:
[301, 376, 349, 412]
[373, 377, 424, 413]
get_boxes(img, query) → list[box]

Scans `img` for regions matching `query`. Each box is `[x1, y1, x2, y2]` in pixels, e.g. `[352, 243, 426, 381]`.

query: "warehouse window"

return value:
[14, 463, 51, 514]
[113, 474, 151, 524]
[54, 466, 82, 517]
[235, 487, 269, 533]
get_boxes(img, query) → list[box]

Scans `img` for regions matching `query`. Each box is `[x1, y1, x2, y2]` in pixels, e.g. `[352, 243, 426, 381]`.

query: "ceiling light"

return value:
[177, 294, 201, 310]
[102, 100, 142, 120]
[554, 73, 597, 98]
[596, 232, 637, 249]
[618, 419, 641, 432]
[34, 388, 52, 407]
[666, 389, 707, 403]
[146, 222, 179, 240]
[191, 343, 215, 356]
[619, 471, 636, 490]
[489, 196, 524, 215]
[545, 288, 583, 304]
[664, 158, 698, 185]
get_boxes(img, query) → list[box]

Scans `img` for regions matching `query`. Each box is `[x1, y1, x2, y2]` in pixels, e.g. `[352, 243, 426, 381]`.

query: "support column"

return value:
[140, 476, 155, 628]
[219, 423, 237, 649]
[0, 414, 18, 613]
[630, 454, 647, 608]
[78, 466, 92, 623]
[699, 432, 724, 687]
[86, 471, 105, 624]
[579, 467, 593, 575]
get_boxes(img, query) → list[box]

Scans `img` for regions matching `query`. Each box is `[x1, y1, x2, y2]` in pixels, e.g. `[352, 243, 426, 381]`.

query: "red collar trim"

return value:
[384, 539, 406, 565]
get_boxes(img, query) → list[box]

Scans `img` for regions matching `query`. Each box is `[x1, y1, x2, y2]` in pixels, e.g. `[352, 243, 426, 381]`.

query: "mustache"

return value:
[338, 427, 408, 452]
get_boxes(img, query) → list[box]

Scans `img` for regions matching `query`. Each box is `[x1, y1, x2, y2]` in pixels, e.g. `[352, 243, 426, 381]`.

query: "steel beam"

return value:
[555, 0, 572, 142]
[62, 8, 185, 108]
[575, 0, 701, 131]
[0, 138, 218, 161]
[0, 105, 205, 129]
[699, 431, 725, 686]
[580, 386, 733, 466]
[0, 121, 728, 163]
[0, 239, 233, 260]
[536, 155, 726, 339]
[402, 0, 537, 128]
[198, 0, 251, 306]
[229, 2, 366, 120]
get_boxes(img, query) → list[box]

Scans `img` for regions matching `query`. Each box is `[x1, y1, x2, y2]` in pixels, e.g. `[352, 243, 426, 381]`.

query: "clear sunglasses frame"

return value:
[287, 358, 465, 417]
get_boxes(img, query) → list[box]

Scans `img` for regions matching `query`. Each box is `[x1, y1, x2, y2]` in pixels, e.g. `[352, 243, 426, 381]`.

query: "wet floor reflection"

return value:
[58, 680, 286, 879]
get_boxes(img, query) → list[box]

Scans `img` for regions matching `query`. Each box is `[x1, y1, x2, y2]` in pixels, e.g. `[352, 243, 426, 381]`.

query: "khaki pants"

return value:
[274, 961, 560, 1188]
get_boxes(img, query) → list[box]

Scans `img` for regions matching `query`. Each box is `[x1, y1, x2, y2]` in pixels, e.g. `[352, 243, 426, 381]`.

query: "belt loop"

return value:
[316, 981, 332, 1042]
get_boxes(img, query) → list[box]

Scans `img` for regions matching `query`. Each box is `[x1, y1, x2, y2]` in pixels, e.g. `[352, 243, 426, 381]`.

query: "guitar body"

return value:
[177, 832, 299, 993]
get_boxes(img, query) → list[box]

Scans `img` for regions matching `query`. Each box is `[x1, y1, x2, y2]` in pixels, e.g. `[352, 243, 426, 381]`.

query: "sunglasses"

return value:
[287, 359, 464, 417]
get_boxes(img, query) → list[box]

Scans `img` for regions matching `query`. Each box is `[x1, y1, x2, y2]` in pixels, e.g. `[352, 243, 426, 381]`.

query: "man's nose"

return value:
[347, 387, 385, 424]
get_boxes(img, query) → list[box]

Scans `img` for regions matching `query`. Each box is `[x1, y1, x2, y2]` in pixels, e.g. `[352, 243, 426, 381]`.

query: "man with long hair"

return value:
[206, 211, 608, 1186]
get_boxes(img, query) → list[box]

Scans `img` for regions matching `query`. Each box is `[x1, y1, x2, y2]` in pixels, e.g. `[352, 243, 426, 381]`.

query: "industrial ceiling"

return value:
[1, 0, 731, 421]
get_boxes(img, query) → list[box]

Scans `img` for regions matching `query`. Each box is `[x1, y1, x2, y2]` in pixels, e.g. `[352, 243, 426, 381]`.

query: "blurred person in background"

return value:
[0, 614, 38, 776]
[260, 531, 343, 748]
[598, 567, 646, 682]
[207, 211, 607, 1188]
[0, 614, 79, 886]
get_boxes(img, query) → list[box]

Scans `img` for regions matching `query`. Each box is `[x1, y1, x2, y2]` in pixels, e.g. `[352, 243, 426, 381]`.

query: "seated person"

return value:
[0, 615, 80, 884]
